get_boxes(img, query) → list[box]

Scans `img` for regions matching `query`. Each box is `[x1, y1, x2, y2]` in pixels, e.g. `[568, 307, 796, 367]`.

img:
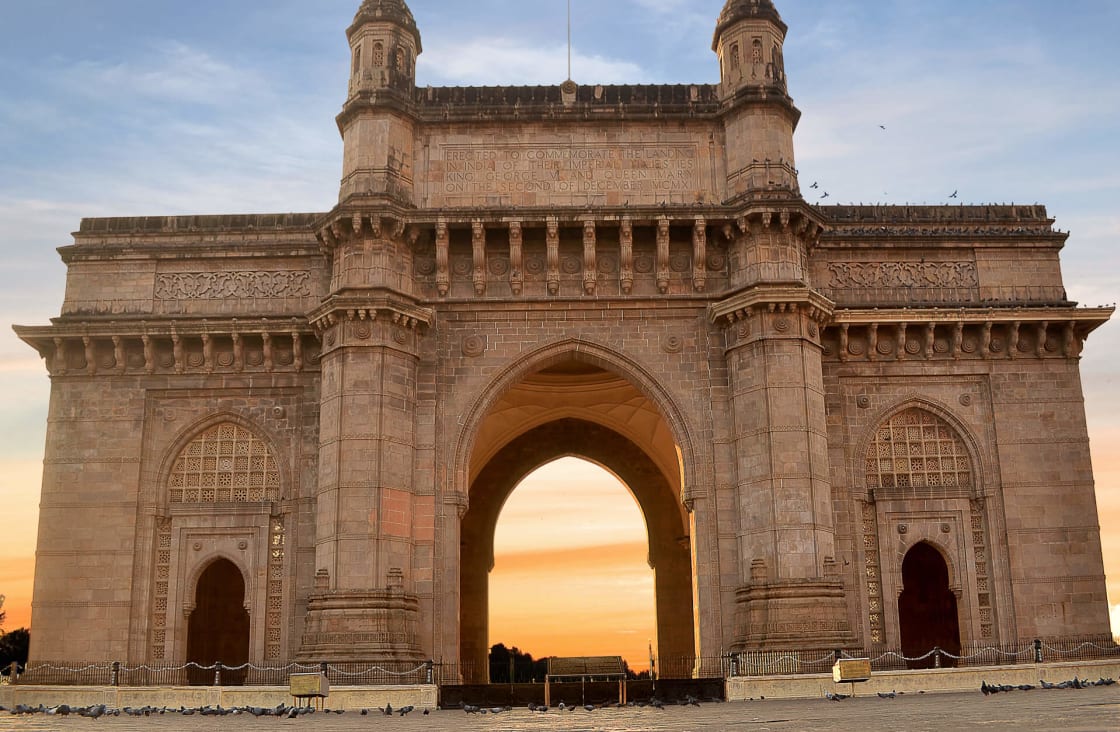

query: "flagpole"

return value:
[567, 0, 572, 80]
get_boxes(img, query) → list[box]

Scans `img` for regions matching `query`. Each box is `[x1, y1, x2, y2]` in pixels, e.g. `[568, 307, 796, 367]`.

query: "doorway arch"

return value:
[186, 558, 250, 684]
[898, 542, 961, 669]
[460, 419, 693, 683]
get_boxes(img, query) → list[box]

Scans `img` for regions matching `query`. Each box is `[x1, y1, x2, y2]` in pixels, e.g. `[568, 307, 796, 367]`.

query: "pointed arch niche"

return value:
[859, 404, 999, 651]
[488, 457, 656, 675]
[150, 418, 288, 665]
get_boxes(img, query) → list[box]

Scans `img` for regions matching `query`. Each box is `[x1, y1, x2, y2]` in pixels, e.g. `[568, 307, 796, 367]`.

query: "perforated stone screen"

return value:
[865, 409, 971, 492]
[169, 423, 280, 502]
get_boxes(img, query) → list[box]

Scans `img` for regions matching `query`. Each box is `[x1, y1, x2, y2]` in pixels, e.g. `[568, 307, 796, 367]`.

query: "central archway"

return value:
[460, 419, 694, 683]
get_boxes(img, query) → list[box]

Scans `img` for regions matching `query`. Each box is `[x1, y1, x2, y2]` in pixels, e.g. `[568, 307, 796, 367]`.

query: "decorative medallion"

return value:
[238, 540, 249, 550]
[808, 323, 819, 338]
[325, 330, 337, 347]
[193, 542, 202, 551]
[489, 257, 510, 276]
[876, 340, 893, 355]
[187, 352, 205, 368]
[934, 338, 950, 354]
[217, 352, 235, 368]
[634, 253, 655, 274]
[462, 335, 486, 358]
[452, 258, 471, 277]
[857, 394, 871, 409]
[897, 524, 908, 534]
[415, 257, 436, 276]
[127, 351, 145, 368]
[940, 523, 952, 534]
[272, 406, 286, 419]
[1045, 337, 1061, 353]
[599, 254, 618, 274]
[959, 394, 973, 407]
[737, 322, 750, 340]
[905, 340, 922, 355]
[100, 354, 116, 370]
[707, 253, 727, 272]
[354, 322, 372, 340]
[662, 335, 684, 354]
[525, 255, 545, 275]
[989, 338, 1004, 354]
[1018, 335, 1035, 353]
[670, 253, 690, 273]
[392, 327, 407, 345]
[158, 352, 175, 369]
[848, 339, 866, 356]
[246, 350, 265, 367]
[561, 255, 580, 274]
[276, 350, 294, 366]
[774, 317, 790, 333]
[961, 337, 977, 354]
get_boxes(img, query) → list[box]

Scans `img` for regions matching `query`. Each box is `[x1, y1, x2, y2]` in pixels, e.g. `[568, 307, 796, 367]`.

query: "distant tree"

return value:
[488, 643, 549, 683]
[0, 628, 30, 676]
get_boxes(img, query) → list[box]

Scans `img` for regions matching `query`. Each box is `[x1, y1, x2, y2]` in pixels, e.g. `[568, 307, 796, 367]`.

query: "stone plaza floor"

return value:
[2, 685, 1119, 732]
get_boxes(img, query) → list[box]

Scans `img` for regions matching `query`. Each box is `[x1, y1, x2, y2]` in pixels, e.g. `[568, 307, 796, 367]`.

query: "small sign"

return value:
[290, 673, 329, 698]
[832, 659, 872, 683]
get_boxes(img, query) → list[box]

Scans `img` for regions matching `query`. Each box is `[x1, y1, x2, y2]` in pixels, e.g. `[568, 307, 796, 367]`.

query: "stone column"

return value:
[711, 211, 853, 652]
[300, 215, 433, 663]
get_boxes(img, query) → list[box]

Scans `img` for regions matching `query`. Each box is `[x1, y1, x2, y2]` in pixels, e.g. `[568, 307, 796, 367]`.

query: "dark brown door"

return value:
[898, 542, 962, 669]
[186, 559, 250, 685]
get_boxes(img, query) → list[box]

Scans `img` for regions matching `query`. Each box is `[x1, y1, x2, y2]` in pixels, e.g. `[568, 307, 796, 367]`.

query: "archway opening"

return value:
[899, 543, 961, 669]
[186, 558, 249, 685]
[488, 457, 656, 681]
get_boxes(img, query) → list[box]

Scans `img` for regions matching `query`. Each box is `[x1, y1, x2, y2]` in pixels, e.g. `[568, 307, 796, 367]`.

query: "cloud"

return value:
[61, 41, 266, 107]
[419, 38, 644, 86]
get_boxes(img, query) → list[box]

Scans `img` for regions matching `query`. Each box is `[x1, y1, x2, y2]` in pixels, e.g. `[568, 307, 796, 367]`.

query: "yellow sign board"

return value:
[832, 659, 872, 683]
[289, 673, 329, 698]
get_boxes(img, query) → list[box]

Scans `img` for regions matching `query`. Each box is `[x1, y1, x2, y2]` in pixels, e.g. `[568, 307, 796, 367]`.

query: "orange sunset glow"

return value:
[489, 458, 656, 670]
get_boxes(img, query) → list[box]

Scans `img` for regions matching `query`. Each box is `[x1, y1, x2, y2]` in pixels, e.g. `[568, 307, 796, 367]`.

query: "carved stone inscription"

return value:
[438, 143, 700, 202]
[155, 271, 313, 300]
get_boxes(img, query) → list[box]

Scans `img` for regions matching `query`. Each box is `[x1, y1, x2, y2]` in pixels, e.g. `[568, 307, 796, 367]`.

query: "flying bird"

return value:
[950, 190, 958, 198]
[810, 181, 819, 189]
[820, 192, 830, 199]
[879, 125, 886, 130]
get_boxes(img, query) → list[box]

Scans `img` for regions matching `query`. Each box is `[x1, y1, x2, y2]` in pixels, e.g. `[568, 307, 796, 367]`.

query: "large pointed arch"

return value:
[459, 419, 694, 683]
[451, 338, 702, 508]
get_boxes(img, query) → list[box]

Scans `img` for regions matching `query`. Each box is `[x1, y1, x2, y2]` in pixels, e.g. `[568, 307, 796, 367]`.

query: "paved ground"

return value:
[2, 685, 1119, 732]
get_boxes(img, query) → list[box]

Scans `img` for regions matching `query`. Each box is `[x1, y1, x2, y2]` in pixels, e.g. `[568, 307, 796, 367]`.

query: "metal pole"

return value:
[567, 0, 572, 80]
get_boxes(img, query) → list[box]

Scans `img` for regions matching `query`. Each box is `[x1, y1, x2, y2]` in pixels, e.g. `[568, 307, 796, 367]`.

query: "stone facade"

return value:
[15, 0, 1113, 680]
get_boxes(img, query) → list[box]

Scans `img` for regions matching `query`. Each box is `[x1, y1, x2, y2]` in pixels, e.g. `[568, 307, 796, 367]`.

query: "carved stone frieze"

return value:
[155, 271, 313, 300]
[826, 261, 978, 291]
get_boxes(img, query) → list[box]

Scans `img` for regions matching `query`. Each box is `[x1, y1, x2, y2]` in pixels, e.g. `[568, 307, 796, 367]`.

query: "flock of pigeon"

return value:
[464, 695, 714, 714]
[0, 696, 722, 720]
[980, 677, 1116, 695]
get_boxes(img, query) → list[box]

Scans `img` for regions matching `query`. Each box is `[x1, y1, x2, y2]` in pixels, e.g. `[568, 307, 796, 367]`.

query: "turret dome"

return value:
[714, 0, 787, 49]
[349, 0, 420, 47]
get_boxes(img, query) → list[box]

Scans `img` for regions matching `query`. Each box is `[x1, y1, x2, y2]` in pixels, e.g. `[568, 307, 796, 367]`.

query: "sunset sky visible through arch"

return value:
[489, 458, 657, 670]
[0, 0, 1118, 653]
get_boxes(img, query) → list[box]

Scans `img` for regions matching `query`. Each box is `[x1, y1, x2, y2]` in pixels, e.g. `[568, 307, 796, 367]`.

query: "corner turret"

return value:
[347, 0, 421, 96]
[713, 0, 788, 95]
[336, 0, 421, 205]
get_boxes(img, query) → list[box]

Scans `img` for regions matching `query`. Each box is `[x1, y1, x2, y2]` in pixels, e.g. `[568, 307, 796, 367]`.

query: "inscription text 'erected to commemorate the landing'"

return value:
[436, 143, 702, 203]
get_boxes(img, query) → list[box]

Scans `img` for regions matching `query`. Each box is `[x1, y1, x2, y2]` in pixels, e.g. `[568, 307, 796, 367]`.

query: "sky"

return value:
[0, 0, 1118, 661]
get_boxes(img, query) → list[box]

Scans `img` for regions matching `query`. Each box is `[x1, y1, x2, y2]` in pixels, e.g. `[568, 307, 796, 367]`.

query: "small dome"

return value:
[714, 0, 787, 47]
[349, 0, 421, 44]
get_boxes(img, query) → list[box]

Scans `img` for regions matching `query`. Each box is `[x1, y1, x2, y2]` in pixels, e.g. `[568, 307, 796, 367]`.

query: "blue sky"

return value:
[1, 0, 1118, 633]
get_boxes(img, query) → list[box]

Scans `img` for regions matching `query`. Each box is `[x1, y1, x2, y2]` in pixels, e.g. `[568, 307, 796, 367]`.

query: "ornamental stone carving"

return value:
[155, 271, 313, 300]
[827, 262, 979, 290]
